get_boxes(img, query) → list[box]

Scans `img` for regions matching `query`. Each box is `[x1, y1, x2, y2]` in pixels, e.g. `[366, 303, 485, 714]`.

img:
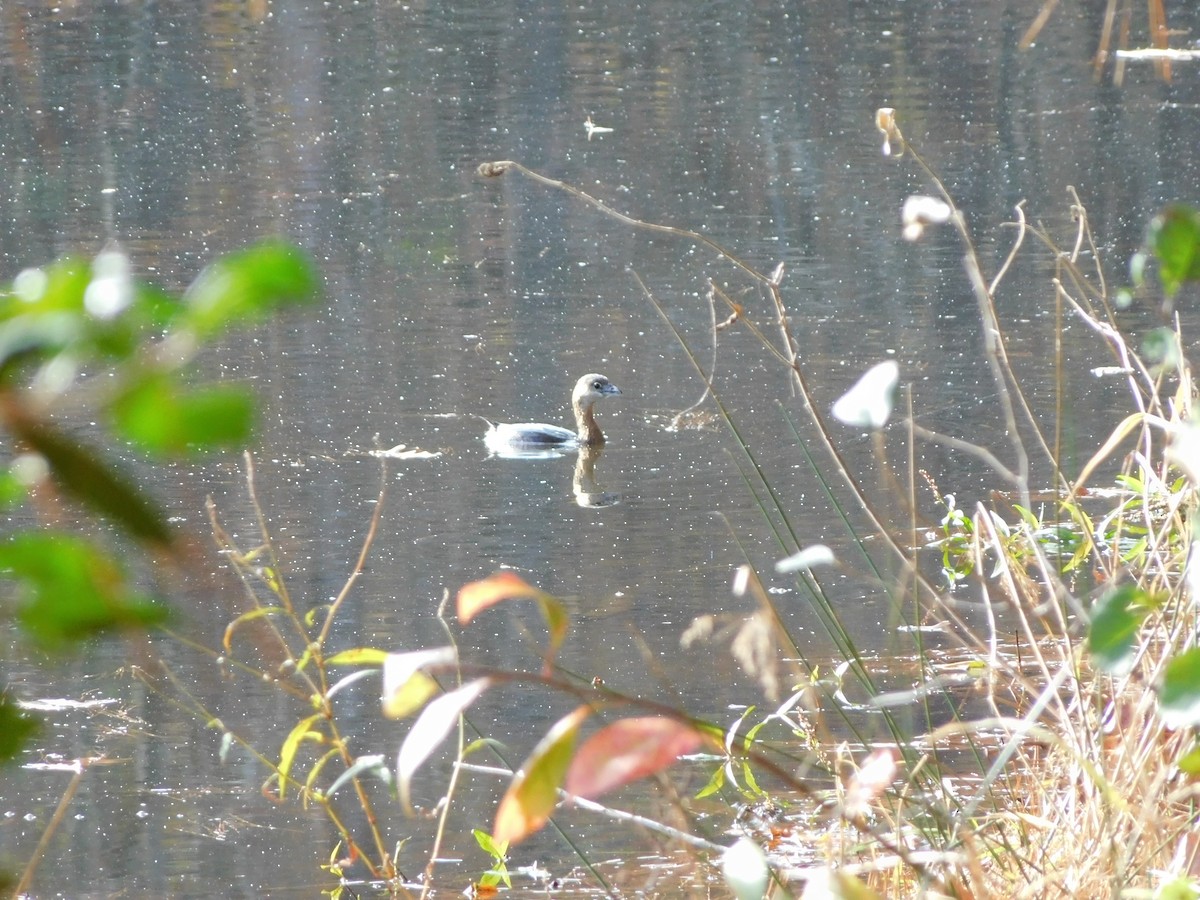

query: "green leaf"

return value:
[1156, 876, 1200, 900]
[0, 467, 27, 509]
[126, 282, 183, 332]
[183, 241, 317, 336]
[1087, 584, 1147, 675]
[741, 760, 765, 798]
[1129, 250, 1148, 288]
[1148, 204, 1200, 297]
[277, 713, 324, 801]
[1176, 742, 1200, 776]
[6, 258, 91, 315]
[110, 372, 255, 455]
[1159, 647, 1200, 729]
[695, 762, 726, 799]
[1143, 327, 1180, 368]
[8, 417, 173, 546]
[0, 532, 168, 651]
[473, 829, 507, 861]
[0, 311, 84, 377]
[0, 694, 40, 762]
[325, 754, 390, 799]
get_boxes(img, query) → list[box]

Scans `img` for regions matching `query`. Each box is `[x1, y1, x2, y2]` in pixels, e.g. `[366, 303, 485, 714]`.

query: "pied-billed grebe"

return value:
[483, 373, 621, 452]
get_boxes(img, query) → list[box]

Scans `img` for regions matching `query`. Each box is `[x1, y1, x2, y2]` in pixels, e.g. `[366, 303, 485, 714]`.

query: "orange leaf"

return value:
[493, 705, 591, 845]
[457, 571, 548, 624]
[564, 717, 707, 801]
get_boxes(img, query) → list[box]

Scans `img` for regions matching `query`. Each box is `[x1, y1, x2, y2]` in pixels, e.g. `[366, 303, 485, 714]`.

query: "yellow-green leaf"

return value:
[278, 713, 324, 801]
[493, 706, 591, 845]
[381, 647, 456, 719]
[223, 606, 284, 653]
[326, 648, 389, 666]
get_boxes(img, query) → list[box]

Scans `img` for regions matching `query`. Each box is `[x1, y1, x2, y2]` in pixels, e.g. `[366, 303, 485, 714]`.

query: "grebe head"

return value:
[573, 373, 621, 406]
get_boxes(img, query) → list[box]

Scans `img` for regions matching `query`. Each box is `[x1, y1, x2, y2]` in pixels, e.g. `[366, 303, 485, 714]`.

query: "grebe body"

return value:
[483, 373, 621, 454]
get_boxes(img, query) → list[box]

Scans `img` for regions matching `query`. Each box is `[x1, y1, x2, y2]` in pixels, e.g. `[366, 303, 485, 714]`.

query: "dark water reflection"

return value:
[3, 0, 1199, 894]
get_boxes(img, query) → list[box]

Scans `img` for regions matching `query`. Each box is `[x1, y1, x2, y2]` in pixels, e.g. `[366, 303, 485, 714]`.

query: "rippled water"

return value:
[2, 1, 1198, 894]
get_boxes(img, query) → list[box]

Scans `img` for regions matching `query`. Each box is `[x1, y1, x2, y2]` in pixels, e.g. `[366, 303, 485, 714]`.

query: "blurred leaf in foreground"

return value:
[831, 360, 899, 429]
[493, 706, 591, 845]
[4, 414, 172, 546]
[1087, 583, 1149, 676]
[0, 694, 40, 762]
[0, 532, 167, 651]
[1148, 204, 1200, 298]
[110, 372, 255, 455]
[1159, 647, 1200, 729]
[564, 716, 707, 801]
[183, 241, 318, 337]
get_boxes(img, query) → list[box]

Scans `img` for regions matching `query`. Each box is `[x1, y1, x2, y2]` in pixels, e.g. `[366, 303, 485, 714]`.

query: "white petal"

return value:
[902, 194, 952, 226]
[775, 544, 836, 573]
[721, 838, 770, 900]
[831, 360, 900, 429]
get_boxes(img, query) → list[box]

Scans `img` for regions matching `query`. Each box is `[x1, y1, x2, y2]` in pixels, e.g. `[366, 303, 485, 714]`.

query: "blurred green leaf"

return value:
[111, 372, 255, 455]
[6, 258, 91, 315]
[1142, 327, 1180, 369]
[1087, 584, 1147, 675]
[0, 467, 27, 509]
[493, 706, 585, 845]
[1129, 250, 1148, 288]
[183, 241, 317, 336]
[129, 282, 184, 331]
[1155, 877, 1200, 900]
[1176, 742, 1200, 776]
[1148, 204, 1200, 297]
[8, 416, 172, 545]
[0, 312, 84, 380]
[0, 258, 179, 379]
[0, 532, 167, 651]
[1159, 647, 1200, 729]
[0, 694, 39, 762]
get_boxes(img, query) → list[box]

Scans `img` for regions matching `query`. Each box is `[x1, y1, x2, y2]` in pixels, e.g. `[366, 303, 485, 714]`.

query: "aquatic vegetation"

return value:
[457, 112, 1200, 897]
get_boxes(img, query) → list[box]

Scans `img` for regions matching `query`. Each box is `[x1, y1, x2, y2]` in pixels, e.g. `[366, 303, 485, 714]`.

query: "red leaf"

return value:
[457, 571, 547, 624]
[564, 717, 707, 801]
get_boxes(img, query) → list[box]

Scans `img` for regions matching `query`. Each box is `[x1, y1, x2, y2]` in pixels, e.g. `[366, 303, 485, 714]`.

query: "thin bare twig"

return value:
[13, 759, 92, 896]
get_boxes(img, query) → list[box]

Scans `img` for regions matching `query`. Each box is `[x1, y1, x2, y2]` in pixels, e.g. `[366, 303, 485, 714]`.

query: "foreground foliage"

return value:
[0, 241, 316, 891]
